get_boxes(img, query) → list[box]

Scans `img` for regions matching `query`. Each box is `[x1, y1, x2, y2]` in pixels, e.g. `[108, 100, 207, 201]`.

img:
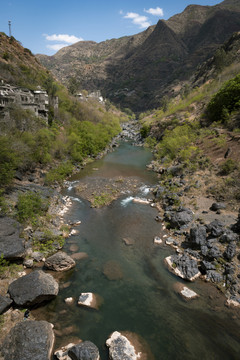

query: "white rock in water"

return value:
[78, 292, 99, 309]
[154, 236, 162, 245]
[132, 198, 150, 205]
[226, 299, 240, 307]
[65, 297, 74, 304]
[173, 283, 199, 300]
[106, 331, 141, 360]
[181, 287, 198, 299]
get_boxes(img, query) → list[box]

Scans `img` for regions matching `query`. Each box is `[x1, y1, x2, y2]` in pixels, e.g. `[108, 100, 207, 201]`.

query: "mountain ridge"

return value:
[37, 0, 240, 111]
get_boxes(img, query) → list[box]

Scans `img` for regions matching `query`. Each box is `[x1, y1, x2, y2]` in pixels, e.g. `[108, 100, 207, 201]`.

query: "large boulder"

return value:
[224, 242, 237, 261]
[206, 220, 225, 238]
[189, 225, 207, 247]
[44, 251, 76, 272]
[8, 270, 59, 307]
[68, 341, 100, 360]
[0, 295, 12, 314]
[166, 207, 194, 229]
[165, 253, 200, 281]
[0, 217, 25, 259]
[220, 229, 239, 243]
[210, 202, 226, 211]
[1, 320, 54, 360]
[106, 331, 142, 360]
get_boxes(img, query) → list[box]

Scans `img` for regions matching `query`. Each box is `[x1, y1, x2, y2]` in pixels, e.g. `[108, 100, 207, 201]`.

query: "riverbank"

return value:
[0, 121, 143, 358]
[148, 152, 240, 306]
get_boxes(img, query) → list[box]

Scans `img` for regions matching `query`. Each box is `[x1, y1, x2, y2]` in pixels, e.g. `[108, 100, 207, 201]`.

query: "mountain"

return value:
[37, 0, 240, 111]
[0, 32, 52, 90]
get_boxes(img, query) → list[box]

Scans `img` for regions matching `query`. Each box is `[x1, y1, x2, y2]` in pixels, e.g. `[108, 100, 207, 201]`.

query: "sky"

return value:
[1, 0, 222, 55]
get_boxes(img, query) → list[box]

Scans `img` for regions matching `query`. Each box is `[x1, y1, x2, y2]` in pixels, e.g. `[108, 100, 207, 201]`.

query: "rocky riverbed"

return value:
[149, 161, 240, 306]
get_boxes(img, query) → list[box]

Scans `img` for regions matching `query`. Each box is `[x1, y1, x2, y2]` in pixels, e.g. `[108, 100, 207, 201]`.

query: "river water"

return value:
[35, 142, 240, 359]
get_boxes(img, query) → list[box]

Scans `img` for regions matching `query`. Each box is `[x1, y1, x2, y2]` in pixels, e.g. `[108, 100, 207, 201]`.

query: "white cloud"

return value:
[124, 12, 151, 29]
[144, 7, 164, 17]
[44, 33, 83, 44]
[46, 43, 67, 51]
[119, 10, 123, 15]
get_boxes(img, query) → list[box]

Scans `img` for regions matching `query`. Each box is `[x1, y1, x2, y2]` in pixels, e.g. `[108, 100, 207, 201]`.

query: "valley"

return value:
[0, 0, 240, 359]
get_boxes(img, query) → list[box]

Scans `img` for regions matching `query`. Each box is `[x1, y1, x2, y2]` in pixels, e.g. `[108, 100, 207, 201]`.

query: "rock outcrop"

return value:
[0, 217, 25, 259]
[165, 207, 194, 229]
[8, 270, 59, 307]
[1, 320, 54, 360]
[165, 253, 201, 281]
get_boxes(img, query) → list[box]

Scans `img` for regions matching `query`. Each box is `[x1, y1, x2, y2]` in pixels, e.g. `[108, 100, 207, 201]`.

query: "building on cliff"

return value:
[0, 82, 58, 123]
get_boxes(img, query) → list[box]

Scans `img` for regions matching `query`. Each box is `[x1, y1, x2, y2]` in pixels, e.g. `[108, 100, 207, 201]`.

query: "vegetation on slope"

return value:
[140, 59, 240, 205]
[0, 33, 126, 192]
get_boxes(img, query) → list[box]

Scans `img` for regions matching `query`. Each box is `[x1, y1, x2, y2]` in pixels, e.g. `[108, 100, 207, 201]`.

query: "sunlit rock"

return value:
[133, 197, 150, 205]
[106, 331, 152, 360]
[165, 253, 201, 281]
[173, 283, 199, 300]
[154, 236, 162, 245]
[78, 293, 100, 310]
[65, 297, 74, 305]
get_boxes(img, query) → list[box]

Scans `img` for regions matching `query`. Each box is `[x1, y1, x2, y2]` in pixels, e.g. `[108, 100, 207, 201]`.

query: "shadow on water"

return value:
[33, 142, 240, 360]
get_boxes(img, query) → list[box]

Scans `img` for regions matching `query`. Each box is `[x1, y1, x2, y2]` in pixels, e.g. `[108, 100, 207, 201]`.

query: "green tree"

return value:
[0, 136, 18, 187]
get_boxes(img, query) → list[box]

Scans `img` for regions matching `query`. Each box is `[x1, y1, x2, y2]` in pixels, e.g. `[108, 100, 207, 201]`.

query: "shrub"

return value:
[45, 161, 74, 184]
[16, 191, 49, 224]
[156, 124, 197, 161]
[207, 74, 240, 124]
[33, 229, 64, 255]
[220, 159, 237, 175]
[140, 124, 150, 138]
[0, 136, 19, 187]
[2, 52, 9, 61]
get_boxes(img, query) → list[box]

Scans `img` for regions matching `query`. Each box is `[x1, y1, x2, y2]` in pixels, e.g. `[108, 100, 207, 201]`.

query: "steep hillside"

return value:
[37, 0, 240, 111]
[0, 32, 125, 190]
[0, 32, 51, 89]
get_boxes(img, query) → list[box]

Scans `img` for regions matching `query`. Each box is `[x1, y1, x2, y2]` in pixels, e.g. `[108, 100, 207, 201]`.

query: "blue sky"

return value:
[1, 0, 222, 55]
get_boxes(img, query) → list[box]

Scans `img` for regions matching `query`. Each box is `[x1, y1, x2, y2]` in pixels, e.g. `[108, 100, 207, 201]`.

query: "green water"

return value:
[36, 142, 240, 359]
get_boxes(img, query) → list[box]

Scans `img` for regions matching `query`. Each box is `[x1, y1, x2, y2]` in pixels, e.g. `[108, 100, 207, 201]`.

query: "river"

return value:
[34, 142, 240, 359]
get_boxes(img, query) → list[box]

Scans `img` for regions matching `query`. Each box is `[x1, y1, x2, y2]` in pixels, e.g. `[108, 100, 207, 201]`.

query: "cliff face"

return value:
[37, 0, 240, 111]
